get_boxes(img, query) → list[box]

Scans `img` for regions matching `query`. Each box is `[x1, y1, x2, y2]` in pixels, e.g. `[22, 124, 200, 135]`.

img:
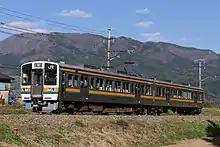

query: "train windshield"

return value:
[21, 64, 32, 85]
[44, 63, 57, 85]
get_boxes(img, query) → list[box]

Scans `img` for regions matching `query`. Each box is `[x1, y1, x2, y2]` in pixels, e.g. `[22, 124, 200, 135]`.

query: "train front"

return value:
[20, 61, 59, 113]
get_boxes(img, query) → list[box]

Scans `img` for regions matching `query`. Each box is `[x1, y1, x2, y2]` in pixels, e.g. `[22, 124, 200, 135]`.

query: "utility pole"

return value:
[194, 59, 205, 88]
[107, 28, 111, 70]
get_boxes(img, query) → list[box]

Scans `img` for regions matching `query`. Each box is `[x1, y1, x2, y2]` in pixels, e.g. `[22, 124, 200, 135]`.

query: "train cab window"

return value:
[73, 75, 79, 87]
[106, 80, 113, 91]
[68, 74, 73, 87]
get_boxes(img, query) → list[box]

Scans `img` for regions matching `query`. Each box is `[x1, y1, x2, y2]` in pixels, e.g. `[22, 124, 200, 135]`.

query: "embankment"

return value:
[1, 115, 220, 147]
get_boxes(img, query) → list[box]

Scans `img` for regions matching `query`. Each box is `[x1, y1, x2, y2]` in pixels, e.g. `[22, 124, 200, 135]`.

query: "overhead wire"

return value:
[0, 6, 106, 35]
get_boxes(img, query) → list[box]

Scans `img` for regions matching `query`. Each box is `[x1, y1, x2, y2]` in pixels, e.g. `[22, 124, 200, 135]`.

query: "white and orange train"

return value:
[20, 60, 204, 115]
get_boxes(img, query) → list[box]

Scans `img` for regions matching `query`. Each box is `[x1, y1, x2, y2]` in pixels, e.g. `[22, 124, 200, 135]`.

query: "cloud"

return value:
[57, 9, 92, 18]
[134, 21, 154, 28]
[140, 32, 161, 41]
[180, 37, 200, 42]
[135, 8, 150, 14]
[7, 21, 39, 28]
[1, 21, 56, 34]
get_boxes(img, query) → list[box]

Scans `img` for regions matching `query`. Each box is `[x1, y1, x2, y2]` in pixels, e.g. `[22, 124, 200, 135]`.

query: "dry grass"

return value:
[0, 115, 220, 147]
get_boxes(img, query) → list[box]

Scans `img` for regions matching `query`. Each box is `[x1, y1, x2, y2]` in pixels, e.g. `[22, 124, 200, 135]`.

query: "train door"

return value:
[135, 83, 141, 104]
[60, 71, 66, 99]
[80, 75, 89, 99]
[31, 69, 43, 98]
[166, 88, 170, 105]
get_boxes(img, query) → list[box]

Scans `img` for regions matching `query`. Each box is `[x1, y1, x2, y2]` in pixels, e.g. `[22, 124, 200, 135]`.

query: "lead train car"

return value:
[20, 61, 204, 115]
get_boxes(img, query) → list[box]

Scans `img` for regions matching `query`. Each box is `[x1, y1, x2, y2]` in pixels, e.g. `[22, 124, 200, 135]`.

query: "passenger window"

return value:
[141, 85, 145, 95]
[90, 77, 95, 89]
[123, 82, 129, 93]
[73, 75, 78, 87]
[106, 79, 113, 91]
[115, 81, 122, 92]
[145, 85, 151, 95]
[68, 74, 73, 87]
[96, 78, 104, 90]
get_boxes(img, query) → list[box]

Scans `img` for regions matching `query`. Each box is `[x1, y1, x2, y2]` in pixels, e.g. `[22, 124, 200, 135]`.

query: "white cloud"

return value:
[179, 37, 200, 42]
[134, 21, 154, 28]
[57, 9, 92, 18]
[7, 21, 39, 28]
[140, 32, 161, 41]
[1, 21, 55, 34]
[135, 8, 150, 14]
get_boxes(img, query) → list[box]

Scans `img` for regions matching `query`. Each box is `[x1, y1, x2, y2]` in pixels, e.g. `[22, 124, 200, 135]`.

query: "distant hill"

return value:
[0, 32, 220, 103]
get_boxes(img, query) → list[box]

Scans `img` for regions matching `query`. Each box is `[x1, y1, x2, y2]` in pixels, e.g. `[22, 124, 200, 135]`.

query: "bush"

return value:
[204, 100, 216, 108]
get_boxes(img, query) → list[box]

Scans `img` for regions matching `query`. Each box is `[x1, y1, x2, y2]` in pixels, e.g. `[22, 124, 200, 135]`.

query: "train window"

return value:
[187, 92, 192, 99]
[22, 64, 32, 85]
[182, 91, 188, 99]
[68, 74, 73, 87]
[90, 77, 95, 89]
[130, 83, 134, 93]
[96, 78, 104, 90]
[156, 87, 161, 97]
[140, 85, 145, 95]
[161, 87, 166, 97]
[106, 79, 113, 91]
[122, 82, 129, 93]
[73, 75, 79, 87]
[115, 81, 122, 92]
[145, 85, 151, 95]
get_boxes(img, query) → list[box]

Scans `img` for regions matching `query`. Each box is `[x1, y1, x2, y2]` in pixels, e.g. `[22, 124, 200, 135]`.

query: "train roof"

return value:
[58, 62, 204, 91]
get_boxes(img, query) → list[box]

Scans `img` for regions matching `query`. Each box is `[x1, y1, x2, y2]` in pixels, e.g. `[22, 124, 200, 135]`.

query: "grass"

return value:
[0, 105, 27, 115]
[0, 123, 22, 146]
[0, 115, 220, 147]
[202, 108, 220, 116]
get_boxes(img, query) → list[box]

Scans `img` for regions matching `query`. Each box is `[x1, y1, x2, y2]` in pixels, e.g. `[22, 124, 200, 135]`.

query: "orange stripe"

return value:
[20, 88, 31, 92]
[89, 90, 135, 97]
[60, 67, 76, 72]
[43, 88, 59, 92]
[66, 88, 80, 92]
[65, 88, 201, 103]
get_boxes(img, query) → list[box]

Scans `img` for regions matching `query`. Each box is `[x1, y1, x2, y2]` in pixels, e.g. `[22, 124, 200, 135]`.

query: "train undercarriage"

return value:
[53, 101, 202, 116]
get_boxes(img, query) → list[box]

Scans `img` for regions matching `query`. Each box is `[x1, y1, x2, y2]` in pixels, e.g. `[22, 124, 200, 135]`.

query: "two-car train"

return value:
[20, 60, 204, 115]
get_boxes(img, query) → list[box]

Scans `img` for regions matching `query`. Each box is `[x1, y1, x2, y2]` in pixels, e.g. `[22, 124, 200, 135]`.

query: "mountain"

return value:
[0, 32, 220, 103]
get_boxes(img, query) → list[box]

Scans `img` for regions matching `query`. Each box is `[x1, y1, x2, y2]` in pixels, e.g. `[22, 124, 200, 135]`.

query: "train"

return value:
[20, 60, 204, 115]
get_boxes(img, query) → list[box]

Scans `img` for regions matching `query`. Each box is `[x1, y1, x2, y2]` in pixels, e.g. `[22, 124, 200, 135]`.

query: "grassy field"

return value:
[1, 105, 220, 147]
[0, 115, 220, 147]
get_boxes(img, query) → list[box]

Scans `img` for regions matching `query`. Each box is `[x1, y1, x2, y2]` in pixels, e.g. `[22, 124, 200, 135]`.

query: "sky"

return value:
[1, 0, 220, 52]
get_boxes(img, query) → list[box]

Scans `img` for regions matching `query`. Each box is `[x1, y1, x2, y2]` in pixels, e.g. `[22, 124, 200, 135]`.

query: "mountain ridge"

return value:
[0, 32, 220, 103]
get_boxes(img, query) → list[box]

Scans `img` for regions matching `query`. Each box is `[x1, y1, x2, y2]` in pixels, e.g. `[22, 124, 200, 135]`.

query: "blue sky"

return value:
[1, 0, 220, 52]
